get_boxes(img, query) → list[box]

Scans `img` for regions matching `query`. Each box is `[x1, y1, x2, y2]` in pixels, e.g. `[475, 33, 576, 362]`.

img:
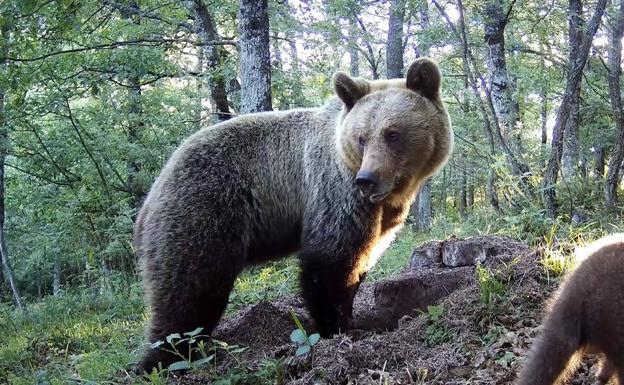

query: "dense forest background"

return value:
[0, 0, 623, 310]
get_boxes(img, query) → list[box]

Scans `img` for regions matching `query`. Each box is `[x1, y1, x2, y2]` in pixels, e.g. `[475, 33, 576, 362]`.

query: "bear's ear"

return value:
[406, 58, 441, 101]
[333, 72, 370, 111]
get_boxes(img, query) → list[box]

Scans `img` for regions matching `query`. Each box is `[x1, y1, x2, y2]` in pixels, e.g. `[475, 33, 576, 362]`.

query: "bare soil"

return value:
[172, 236, 602, 384]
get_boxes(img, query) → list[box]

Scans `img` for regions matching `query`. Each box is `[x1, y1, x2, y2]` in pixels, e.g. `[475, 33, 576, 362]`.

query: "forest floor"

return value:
[0, 226, 609, 385]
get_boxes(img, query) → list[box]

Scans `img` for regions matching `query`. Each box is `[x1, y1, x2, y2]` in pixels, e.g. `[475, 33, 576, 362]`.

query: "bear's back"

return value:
[565, 237, 624, 352]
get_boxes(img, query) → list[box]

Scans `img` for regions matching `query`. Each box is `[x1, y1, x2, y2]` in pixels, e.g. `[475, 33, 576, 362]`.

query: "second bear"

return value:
[516, 234, 624, 385]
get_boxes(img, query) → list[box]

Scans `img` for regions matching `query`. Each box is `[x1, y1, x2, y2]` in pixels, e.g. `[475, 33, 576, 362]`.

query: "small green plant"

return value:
[149, 327, 218, 372]
[423, 305, 453, 347]
[142, 365, 168, 385]
[289, 311, 320, 356]
[540, 225, 576, 279]
[475, 263, 506, 305]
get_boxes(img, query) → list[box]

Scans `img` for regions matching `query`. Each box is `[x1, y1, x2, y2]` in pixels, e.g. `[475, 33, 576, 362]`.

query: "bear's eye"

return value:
[385, 131, 400, 143]
[358, 136, 366, 146]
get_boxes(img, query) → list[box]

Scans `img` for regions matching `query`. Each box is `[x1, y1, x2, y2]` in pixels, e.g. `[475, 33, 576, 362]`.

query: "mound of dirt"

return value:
[173, 235, 602, 384]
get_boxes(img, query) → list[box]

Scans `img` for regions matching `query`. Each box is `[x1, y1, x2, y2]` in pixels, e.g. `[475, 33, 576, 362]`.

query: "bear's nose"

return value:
[355, 171, 378, 193]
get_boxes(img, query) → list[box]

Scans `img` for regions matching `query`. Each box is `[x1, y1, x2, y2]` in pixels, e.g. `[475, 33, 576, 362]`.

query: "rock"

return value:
[442, 238, 488, 267]
[411, 235, 530, 268]
[372, 267, 472, 329]
[410, 240, 443, 267]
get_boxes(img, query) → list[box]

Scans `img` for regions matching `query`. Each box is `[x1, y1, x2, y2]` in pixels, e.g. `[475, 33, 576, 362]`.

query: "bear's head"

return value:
[333, 58, 453, 204]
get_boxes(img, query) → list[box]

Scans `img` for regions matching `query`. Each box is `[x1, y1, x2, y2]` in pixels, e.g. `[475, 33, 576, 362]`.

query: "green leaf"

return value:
[20, 0, 39, 14]
[290, 329, 306, 344]
[184, 327, 203, 337]
[308, 333, 320, 346]
[290, 310, 305, 331]
[295, 345, 311, 356]
[166, 333, 181, 345]
[193, 355, 214, 367]
[229, 347, 247, 354]
[168, 360, 191, 371]
[149, 340, 164, 349]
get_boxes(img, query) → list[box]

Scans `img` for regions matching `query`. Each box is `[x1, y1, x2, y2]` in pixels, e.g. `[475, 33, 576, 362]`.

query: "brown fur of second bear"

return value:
[516, 234, 624, 385]
[134, 58, 453, 372]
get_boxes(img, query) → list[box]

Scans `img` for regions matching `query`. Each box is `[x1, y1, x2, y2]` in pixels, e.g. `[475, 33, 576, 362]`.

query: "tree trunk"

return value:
[271, 32, 283, 71]
[412, 0, 434, 228]
[417, 0, 431, 57]
[561, 83, 582, 179]
[459, 164, 467, 218]
[192, 0, 232, 120]
[348, 14, 360, 77]
[440, 169, 447, 215]
[194, 39, 204, 131]
[354, 16, 380, 79]
[543, 0, 607, 217]
[386, 0, 406, 79]
[484, 0, 521, 154]
[288, 37, 305, 107]
[52, 258, 61, 295]
[412, 179, 432, 231]
[561, 0, 583, 179]
[239, 0, 272, 113]
[605, 0, 624, 209]
[540, 88, 548, 145]
[594, 145, 605, 178]
[0, 24, 23, 311]
[487, 169, 501, 213]
[435, 0, 503, 211]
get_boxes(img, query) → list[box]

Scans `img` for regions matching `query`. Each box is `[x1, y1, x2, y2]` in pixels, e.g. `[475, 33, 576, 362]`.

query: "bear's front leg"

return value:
[299, 256, 367, 337]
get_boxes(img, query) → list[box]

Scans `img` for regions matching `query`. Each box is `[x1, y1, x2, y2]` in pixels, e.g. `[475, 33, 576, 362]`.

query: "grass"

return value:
[0, 282, 146, 385]
[0, 228, 423, 385]
[3, 212, 622, 384]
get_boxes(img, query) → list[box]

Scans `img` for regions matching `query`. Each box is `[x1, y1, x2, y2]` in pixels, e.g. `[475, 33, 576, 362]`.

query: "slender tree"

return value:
[412, 0, 436, 229]
[239, 0, 272, 113]
[561, 0, 584, 179]
[543, 0, 608, 217]
[191, 0, 233, 120]
[0, 24, 24, 310]
[386, 0, 406, 79]
[484, 0, 521, 154]
[605, 0, 624, 209]
[348, 13, 360, 77]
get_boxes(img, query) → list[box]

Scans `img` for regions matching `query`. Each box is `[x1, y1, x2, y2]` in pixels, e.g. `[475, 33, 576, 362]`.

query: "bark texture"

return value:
[561, 0, 584, 179]
[605, 0, 624, 209]
[412, 0, 433, 228]
[484, 0, 520, 153]
[348, 14, 360, 77]
[238, 0, 273, 113]
[0, 24, 23, 310]
[193, 0, 233, 120]
[543, 0, 608, 217]
[386, 0, 406, 79]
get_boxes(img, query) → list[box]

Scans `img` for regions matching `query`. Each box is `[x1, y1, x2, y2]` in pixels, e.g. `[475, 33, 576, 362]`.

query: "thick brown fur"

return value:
[517, 234, 624, 385]
[134, 58, 453, 372]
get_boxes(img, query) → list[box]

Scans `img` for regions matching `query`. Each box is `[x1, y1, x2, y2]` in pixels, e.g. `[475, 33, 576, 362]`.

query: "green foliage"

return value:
[475, 263, 507, 305]
[289, 311, 320, 357]
[229, 259, 300, 313]
[423, 305, 454, 347]
[2, 0, 624, 382]
[0, 282, 144, 384]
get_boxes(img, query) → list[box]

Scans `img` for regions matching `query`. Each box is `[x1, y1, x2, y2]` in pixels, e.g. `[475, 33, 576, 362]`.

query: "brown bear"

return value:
[516, 234, 624, 385]
[134, 58, 453, 372]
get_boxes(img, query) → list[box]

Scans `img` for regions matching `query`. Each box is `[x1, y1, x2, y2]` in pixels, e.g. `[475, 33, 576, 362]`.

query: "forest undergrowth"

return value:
[2, 209, 624, 385]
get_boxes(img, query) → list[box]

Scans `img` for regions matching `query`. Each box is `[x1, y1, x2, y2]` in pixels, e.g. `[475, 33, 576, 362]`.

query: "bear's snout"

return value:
[355, 170, 378, 196]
